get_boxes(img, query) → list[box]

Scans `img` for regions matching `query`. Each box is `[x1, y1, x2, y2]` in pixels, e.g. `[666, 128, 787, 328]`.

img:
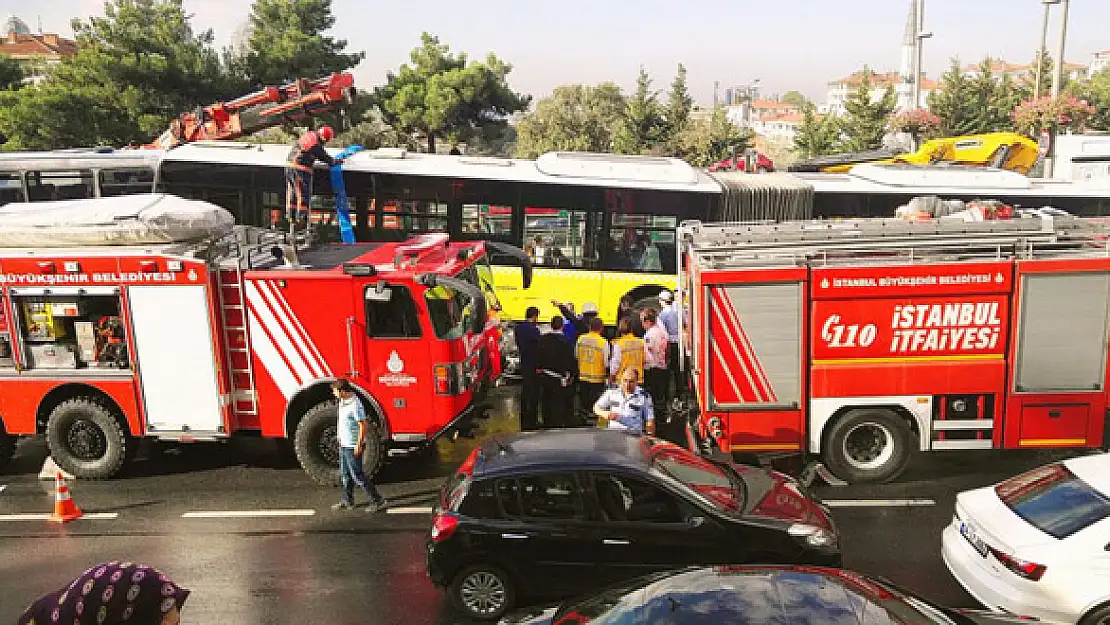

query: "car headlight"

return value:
[788, 524, 838, 550]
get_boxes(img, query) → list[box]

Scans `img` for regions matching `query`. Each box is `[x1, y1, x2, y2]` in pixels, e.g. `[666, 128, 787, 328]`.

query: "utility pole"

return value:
[911, 0, 924, 109]
[1034, 0, 1060, 100]
[1050, 0, 1070, 98]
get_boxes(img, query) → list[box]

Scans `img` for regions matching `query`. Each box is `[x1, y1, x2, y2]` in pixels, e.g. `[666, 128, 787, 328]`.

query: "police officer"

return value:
[537, 316, 577, 428]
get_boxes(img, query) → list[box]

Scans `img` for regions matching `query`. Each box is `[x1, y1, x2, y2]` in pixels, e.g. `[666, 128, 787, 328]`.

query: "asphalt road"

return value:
[0, 387, 1091, 624]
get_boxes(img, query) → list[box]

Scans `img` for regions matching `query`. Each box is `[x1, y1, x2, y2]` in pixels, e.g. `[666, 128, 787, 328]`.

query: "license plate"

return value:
[959, 520, 989, 557]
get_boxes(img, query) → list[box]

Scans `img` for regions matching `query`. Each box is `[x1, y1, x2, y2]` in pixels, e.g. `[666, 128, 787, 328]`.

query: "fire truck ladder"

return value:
[216, 260, 259, 419]
[679, 215, 1110, 269]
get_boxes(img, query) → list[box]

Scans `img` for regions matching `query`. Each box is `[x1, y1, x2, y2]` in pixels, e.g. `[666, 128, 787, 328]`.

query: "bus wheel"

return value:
[0, 423, 14, 472]
[45, 398, 129, 479]
[294, 401, 384, 487]
[823, 409, 912, 484]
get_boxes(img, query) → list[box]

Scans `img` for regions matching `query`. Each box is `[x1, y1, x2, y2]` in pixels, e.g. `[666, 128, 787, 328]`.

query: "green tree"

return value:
[239, 0, 364, 86]
[613, 66, 666, 155]
[513, 83, 625, 158]
[0, 56, 25, 91]
[838, 69, 896, 152]
[0, 0, 239, 150]
[927, 59, 978, 136]
[1070, 68, 1110, 131]
[793, 102, 840, 158]
[663, 63, 693, 144]
[1027, 49, 1056, 98]
[673, 105, 752, 167]
[781, 90, 809, 109]
[374, 32, 530, 153]
[967, 58, 1022, 133]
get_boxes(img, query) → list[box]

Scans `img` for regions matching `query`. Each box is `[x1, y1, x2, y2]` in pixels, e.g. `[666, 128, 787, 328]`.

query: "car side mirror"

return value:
[688, 515, 706, 529]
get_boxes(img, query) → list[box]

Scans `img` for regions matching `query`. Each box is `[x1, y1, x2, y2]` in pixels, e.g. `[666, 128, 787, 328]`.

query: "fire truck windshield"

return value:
[425, 285, 475, 339]
[459, 257, 500, 311]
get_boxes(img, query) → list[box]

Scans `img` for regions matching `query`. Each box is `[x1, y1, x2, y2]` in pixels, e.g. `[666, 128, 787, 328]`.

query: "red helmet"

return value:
[318, 126, 335, 142]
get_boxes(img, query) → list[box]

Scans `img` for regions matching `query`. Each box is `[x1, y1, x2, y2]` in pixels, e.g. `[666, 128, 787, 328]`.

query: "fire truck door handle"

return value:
[500, 533, 530, 540]
[1048, 410, 1062, 418]
[345, 317, 359, 378]
[603, 539, 631, 546]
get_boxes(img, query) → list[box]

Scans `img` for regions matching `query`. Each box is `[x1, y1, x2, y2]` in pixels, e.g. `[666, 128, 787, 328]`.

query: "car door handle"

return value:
[603, 539, 631, 546]
[501, 533, 531, 540]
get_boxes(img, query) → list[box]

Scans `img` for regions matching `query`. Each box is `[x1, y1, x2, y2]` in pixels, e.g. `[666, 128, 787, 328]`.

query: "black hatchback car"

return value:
[426, 429, 841, 621]
[501, 565, 1039, 625]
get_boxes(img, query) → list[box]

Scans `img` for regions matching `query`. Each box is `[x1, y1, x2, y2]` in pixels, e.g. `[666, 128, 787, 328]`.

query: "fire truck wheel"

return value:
[823, 409, 912, 484]
[45, 398, 128, 480]
[294, 401, 384, 487]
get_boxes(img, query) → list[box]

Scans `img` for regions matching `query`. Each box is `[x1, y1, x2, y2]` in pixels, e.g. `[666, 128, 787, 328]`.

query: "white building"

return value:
[963, 58, 1087, 83]
[751, 112, 804, 143]
[1089, 50, 1110, 77]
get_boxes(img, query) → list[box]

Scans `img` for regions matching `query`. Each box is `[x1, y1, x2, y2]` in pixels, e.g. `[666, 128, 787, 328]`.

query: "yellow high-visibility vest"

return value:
[576, 332, 609, 383]
[613, 333, 645, 381]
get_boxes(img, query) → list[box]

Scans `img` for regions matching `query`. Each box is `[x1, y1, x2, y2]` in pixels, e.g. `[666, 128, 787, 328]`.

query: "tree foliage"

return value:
[838, 69, 896, 152]
[0, 56, 25, 91]
[664, 63, 692, 144]
[781, 90, 809, 109]
[239, 0, 364, 86]
[374, 32, 530, 153]
[513, 83, 625, 158]
[927, 59, 978, 136]
[1070, 68, 1110, 131]
[793, 102, 839, 158]
[672, 105, 752, 167]
[613, 66, 666, 155]
[0, 0, 242, 150]
[1012, 95, 1096, 135]
[967, 59, 1024, 134]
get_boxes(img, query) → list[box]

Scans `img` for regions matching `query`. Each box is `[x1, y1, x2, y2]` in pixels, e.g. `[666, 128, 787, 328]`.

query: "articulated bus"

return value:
[0, 144, 811, 323]
[3, 145, 1109, 321]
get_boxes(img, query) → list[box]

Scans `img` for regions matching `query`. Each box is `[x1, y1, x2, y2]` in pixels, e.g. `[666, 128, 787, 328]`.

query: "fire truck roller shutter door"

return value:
[292, 387, 385, 487]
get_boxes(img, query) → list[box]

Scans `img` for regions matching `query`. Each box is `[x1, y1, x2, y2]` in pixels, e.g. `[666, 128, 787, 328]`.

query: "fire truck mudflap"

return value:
[678, 217, 1110, 484]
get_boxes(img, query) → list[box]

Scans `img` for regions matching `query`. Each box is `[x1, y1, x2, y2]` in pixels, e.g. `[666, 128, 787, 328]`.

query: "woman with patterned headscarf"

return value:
[17, 562, 189, 625]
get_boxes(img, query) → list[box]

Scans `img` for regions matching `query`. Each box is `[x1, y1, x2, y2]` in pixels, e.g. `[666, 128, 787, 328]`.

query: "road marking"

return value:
[0, 513, 119, 521]
[387, 506, 434, 515]
[181, 510, 317, 519]
[825, 499, 936, 508]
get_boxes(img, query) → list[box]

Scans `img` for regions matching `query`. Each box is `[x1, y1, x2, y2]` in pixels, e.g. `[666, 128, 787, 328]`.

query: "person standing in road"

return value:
[331, 379, 388, 513]
[594, 367, 655, 436]
[610, 318, 645, 385]
[514, 306, 542, 431]
[537, 316, 577, 428]
[576, 316, 610, 425]
[641, 308, 670, 437]
[657, 290, 684, 401]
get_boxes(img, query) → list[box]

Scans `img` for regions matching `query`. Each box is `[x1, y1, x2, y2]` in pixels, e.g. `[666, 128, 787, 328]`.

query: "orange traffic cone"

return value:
[49, 472, 83, 524]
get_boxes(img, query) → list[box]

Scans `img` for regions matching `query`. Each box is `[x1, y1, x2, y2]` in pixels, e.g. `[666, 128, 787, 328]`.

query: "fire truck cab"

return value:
[0, 194, 531, 483]
[678, 215, 1110, 484]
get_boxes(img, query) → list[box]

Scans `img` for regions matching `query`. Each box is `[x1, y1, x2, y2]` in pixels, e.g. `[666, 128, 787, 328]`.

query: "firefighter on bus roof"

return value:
[284, 126, 343, 228]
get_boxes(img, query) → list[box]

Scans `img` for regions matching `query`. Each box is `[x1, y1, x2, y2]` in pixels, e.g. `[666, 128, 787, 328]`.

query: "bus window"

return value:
[523, 207, 600, 269]
[462, 204, 514, 236]
[26, 170, 95, 202]
[605, 215, 677, 274]
[98, 168, 155, 197]
[0, 172, 23, 205]
[379, 199, 449, 237]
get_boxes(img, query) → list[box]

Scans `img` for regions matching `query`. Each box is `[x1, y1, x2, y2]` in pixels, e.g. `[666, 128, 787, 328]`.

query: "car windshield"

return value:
[649, 441, 743, 514]
[995, 463, 1110, 539]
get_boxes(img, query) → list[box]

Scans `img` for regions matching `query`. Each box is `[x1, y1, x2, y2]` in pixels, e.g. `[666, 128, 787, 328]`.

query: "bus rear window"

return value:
[995, 464, 1110, 539]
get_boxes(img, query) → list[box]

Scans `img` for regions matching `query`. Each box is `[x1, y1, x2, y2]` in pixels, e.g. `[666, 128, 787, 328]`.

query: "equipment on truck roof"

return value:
[789, 132, 1040, 175]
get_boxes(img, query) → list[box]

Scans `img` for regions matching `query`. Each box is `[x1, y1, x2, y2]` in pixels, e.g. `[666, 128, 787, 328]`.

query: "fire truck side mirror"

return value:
[485, 241, 533, 289]
[364, 281, 392, 302]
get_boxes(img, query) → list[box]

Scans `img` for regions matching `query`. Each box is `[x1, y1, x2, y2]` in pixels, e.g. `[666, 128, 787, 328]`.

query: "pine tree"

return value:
[664, 63, 693, 144]
[613, 66, 666, 155]
[927, 59, 978, 136]
[838, 69, 896, 152]
[793, 102, 839, 158]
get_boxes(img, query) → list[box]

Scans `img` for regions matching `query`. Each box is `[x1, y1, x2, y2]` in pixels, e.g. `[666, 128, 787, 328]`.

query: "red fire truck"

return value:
[0, 197, 531, 483]
[677, 215, 1110, 484]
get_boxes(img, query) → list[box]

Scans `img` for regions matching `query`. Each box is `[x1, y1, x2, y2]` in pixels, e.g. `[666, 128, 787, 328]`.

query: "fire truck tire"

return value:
[822, 409, 912, 484]
[45, 398, 128, 480]
[294, 401, 384, 487]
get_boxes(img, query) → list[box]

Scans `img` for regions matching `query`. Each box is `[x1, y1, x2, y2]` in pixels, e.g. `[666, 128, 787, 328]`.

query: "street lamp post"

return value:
[912, 0, 932, 109]
[1034, 0, 1060, 100]
[1051, 0, 1070, 98]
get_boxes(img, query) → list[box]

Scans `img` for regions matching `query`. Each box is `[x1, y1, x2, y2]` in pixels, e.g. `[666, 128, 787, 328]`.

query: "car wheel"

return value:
[45, 398, 129, 479]
[823, 408, 913, 484]
[294, 401, 384, 487]
[449, 564, 516, 621]
[1080, 602, 1110, 625]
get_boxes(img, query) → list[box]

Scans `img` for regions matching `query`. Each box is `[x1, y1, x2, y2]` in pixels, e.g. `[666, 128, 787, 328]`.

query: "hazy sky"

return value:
[5, 0, 1109, 104]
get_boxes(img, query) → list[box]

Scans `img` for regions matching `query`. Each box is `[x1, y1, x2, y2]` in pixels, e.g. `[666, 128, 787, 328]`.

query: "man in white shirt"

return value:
[594, 368, 655, 436]
[641, 308, 671, 439]
[657, 290, 685, 403]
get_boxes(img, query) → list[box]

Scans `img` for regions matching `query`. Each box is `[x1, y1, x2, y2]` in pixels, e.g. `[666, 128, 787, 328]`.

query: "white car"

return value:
[942, 453, 1110, 624]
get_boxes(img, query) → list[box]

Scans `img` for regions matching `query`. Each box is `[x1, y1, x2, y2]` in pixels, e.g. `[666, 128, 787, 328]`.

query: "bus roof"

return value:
[0, 148, 163, 171]
[794, 163, 1110, 198]
[160, 142, 724, 194]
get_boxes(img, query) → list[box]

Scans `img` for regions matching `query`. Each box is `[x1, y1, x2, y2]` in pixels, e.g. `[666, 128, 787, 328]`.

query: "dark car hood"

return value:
[730, 464, 834, 529]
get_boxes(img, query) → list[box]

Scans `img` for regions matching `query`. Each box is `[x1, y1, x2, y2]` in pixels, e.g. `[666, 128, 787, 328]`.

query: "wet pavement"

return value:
[0, 386, 1092, 623]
